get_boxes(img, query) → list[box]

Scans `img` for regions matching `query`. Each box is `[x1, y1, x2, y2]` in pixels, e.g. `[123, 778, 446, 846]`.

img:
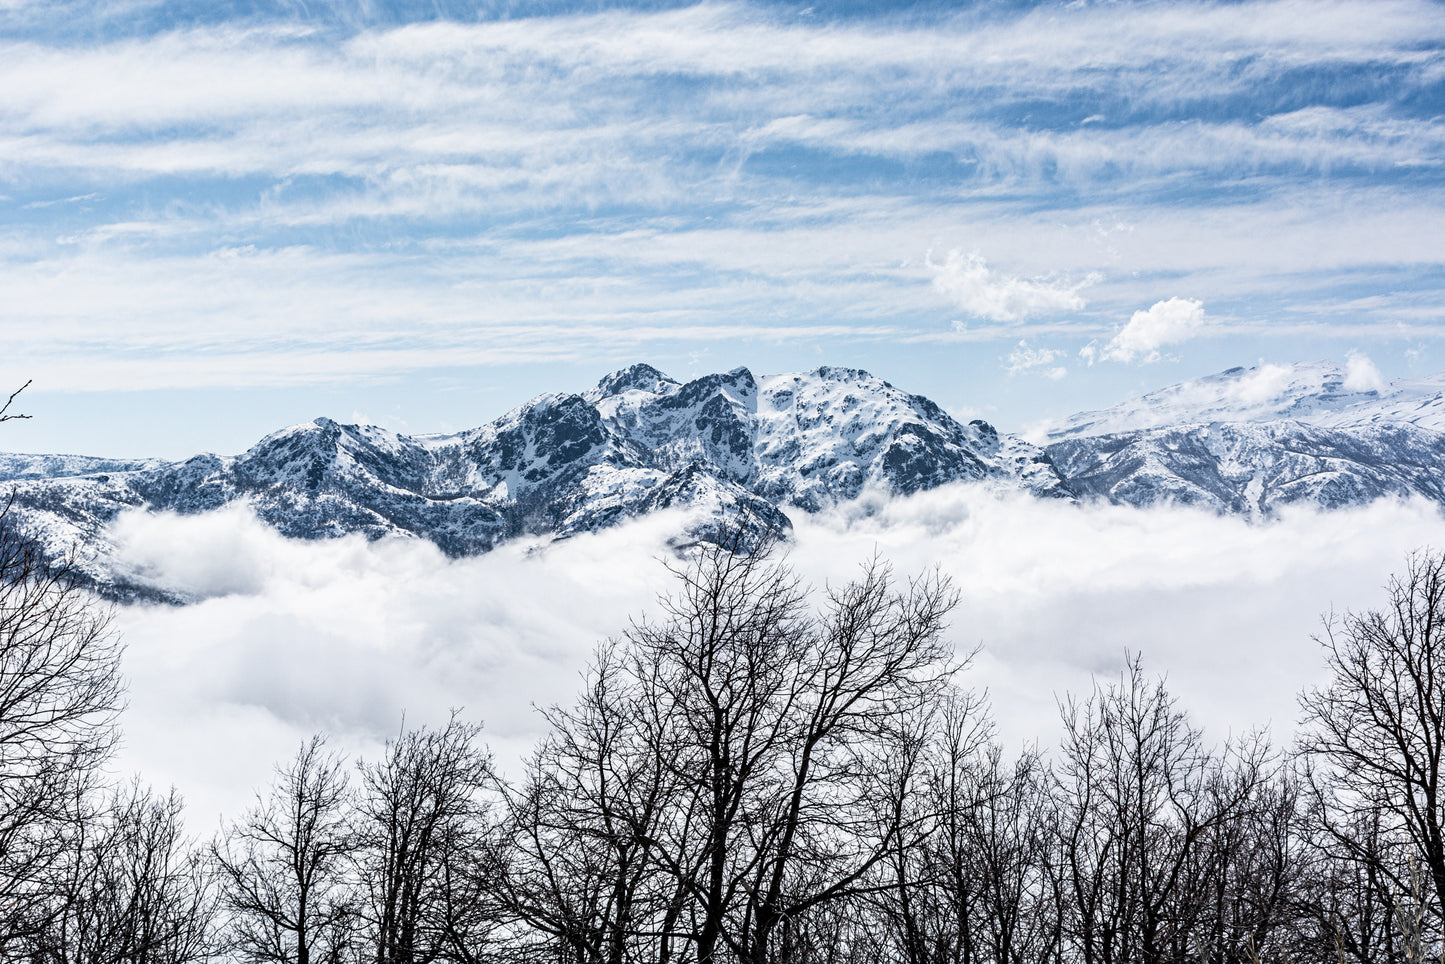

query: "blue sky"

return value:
[1, 0, 1442, 458]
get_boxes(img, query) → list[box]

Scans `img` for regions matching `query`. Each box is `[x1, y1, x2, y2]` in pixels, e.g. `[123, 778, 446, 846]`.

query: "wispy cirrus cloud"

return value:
[1006, 341, 1068, 379]
[1, 0, 1442, 419]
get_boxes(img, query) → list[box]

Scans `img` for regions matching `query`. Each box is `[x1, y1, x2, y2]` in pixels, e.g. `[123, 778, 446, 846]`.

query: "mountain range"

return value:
[3, 360, 1443, 601]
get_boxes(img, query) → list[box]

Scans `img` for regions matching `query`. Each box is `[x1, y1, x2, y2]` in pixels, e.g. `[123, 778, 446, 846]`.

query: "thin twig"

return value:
[0, 380, 32, 422]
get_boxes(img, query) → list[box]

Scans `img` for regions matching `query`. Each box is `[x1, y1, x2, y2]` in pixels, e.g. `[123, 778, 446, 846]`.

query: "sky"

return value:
[1, 0, 1442, 459]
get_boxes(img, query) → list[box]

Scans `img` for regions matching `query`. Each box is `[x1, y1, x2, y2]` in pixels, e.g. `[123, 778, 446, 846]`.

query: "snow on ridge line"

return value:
[11, 358, 1445, 601]
[1046, 361, 1445, 440]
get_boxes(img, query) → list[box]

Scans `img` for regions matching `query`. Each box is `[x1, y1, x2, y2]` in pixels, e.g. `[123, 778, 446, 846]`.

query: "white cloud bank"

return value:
[1085, 296, 1208, 364]
[930, 251, 1091, 322]
[103, 492, 1445, 828]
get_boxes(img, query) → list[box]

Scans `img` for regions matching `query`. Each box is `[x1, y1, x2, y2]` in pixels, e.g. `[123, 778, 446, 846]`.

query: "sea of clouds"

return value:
[102, 488, 1445, 828]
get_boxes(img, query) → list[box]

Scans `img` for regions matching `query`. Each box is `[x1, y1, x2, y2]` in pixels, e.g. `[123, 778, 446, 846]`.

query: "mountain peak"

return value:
[593, 363, 681, 399]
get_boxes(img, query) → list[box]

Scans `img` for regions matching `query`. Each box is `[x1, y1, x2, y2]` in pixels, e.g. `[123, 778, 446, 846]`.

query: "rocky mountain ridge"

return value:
[5, 360, 1444, 601]
[0, 364, 1066, 600]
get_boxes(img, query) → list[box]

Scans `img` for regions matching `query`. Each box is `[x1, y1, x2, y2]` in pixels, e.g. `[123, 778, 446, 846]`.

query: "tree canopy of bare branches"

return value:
[26, 780, 216, 964]
[9, 497, 1445, 964]
[357, 712, 497, 964]
[214, 736, 359, 964]
[1298, 549, 1445, 958]
[0, 504, 124, 943]
[499, 533, 962, 964]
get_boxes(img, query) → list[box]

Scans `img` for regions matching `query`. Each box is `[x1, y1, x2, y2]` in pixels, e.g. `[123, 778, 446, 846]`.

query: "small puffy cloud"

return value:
[1005, 340, 1067, 379]
[1228, 363, 1297, 407]
[1085, 297, 1207, 364]
[1344, 351, 1388, 393]
[929, 250, 1091, 322]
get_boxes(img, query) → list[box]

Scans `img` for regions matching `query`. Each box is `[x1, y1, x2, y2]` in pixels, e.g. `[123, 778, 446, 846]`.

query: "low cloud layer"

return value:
[103, 492, 1445, 827]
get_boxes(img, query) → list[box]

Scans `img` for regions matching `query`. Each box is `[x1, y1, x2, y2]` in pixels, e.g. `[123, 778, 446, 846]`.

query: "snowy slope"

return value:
[0, 453, 166, 482]
[12, 359, 1444, 600]
[1042, 362, 1445, 513]
[590, 365, 1069, 508]
[1048, 361, 1445, 438]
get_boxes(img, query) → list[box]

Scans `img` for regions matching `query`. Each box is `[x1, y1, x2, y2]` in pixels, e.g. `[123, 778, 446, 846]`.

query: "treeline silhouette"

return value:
[3, 509, 1445, 964]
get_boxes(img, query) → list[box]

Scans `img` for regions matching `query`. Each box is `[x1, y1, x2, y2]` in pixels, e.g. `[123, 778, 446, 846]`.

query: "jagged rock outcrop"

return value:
[14, 358, 1445, 602]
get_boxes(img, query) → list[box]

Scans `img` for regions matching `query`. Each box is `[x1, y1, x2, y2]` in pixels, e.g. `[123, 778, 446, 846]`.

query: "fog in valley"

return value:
[105, 488, 1445, 825]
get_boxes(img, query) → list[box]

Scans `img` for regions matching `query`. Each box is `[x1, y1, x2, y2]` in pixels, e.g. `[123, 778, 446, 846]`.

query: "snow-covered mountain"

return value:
[1043, 361, 1445, 513]
[0, 365, 1067, 599]
[1048, 360, 1445, 437]
[9, 359, 1445, 601]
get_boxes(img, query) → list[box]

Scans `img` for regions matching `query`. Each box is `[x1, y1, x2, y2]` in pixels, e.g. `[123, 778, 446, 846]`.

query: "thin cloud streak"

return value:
[8, 2, 1438, 127]
[4, 185, 1441, 391]
[5, 5, 1439, 194]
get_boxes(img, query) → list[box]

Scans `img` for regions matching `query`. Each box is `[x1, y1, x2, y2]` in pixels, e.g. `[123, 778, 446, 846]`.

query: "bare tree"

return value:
[950, 741, 1060, 964]
[867, 691, 996, 964]
[1292, 804, 1404, 964]
[356, 712, 498, 964]
[497, 641, 691, 964]
[26, 780, 215, 964]
[642, 541, 961, 963]
[0, 505, 124, 943]
[498, 531, 963, 964]
[1182, 766, 1313, 963]
[1049, 656, 1265, 964]
[215, 735, 359, 964]
[1297, 549, 1445, 959]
